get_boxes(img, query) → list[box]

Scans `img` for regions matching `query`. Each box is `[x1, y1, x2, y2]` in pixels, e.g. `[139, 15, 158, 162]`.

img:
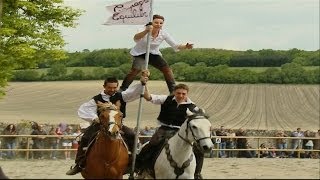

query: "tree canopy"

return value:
[0, 0, 82, 96]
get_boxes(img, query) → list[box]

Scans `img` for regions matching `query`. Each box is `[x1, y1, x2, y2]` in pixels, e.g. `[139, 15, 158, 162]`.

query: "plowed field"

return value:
[0, 81, 319, 131]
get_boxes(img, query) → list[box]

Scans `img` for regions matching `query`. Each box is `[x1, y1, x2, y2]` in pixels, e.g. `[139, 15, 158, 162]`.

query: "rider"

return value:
[66, 71, 150, 175]
[136, 83, 205, 179]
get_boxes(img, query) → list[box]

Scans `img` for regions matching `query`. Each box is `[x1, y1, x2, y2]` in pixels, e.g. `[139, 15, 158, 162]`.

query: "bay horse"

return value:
[138, 107, 213, 179]
[81, 101, 129, 179]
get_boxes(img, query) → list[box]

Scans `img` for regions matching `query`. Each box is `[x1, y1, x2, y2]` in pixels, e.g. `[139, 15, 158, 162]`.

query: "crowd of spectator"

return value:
[209, 127, 320, 159]
[0, 123, 319, 160]
[0, 122, 82, 160]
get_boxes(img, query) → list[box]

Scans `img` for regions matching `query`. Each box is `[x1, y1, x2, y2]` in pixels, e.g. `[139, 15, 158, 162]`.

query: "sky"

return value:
[62, 0, 319, 52]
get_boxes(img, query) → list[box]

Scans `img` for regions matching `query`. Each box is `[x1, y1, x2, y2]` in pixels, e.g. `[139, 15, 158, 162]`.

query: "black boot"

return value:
[66, 164, 82, 175]
[134, 143, 155, 172]
[194, 144, 204, 179]
[66, 141, 86, 175]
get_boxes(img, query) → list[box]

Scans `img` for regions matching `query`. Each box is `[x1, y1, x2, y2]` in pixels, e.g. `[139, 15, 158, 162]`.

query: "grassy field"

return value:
[0, 81, 319, 131]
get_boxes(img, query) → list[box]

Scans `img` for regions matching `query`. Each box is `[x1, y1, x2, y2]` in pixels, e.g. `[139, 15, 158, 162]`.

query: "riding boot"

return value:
[165, 80, 176, 94]
[66, 141, 86, 175]
[194, 144, 204, 179]
[135, 143, 155, 172]
[160, 66, 176, 94]
[120, 68, 140, 91]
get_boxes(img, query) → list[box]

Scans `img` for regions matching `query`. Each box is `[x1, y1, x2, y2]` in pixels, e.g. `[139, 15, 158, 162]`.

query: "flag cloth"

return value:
[104, 0, 152, 25]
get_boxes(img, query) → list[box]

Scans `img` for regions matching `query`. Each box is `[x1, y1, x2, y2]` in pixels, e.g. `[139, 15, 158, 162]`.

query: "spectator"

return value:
[48, 126, 61, 160]
[259, 143, 270, 158]
[226, 129, 236, 158]
[245, 141, 256, 158]
[209, 127, 216, 158]
[62, 126, 73, 160]
[2, 124, 17, 159]
[216, 126, 227, 158]
[289, 127, 304, 158]
[314, 130, 320, 158]
[31, 124, 47, 159]
[275, 130, 288, 158]
[303, 130, 314, 158]
[71, 126, 82, 159]
[236, 128, 248, 158]
[0, 140, 2, 159]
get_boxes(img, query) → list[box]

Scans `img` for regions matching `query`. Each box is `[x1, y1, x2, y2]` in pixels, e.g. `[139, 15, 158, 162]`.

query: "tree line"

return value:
[11, 48, 320, 84]
[36, 48, 319, 68]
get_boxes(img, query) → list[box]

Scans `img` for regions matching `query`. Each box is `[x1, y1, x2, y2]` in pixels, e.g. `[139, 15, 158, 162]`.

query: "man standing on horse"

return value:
[66, 71, 150, 175]
[137, 83, 205, 179]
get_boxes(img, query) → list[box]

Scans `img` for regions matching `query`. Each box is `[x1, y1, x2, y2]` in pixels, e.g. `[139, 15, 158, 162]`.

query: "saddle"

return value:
[135, 139, 166, 178]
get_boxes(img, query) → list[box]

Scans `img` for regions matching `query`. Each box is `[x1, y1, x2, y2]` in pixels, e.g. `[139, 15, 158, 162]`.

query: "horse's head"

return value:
[97, 101, 123, 139]
[181, 107, 213, 153]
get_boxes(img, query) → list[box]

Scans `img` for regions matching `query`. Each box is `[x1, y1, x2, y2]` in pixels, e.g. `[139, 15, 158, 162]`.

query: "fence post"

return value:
[297, 139, 301, 158]
[26, 137, 30, 160]
[257, 138, 260, 158]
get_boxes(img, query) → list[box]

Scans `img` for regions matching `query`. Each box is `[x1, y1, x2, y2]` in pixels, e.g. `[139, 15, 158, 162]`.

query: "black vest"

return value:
[93, 92, 127, 118]
[157, 95, 196, 126]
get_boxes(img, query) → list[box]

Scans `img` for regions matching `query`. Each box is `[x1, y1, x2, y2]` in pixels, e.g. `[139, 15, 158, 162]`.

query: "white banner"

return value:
[104, 0, 152, 25]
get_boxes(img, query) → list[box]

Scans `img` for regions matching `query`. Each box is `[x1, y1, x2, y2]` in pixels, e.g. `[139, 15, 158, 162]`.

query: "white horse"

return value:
[139, 107, 213, 179]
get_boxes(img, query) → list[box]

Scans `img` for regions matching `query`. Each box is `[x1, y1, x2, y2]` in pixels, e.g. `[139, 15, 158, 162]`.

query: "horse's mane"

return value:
[188, 106, 210, 119]
[97, 101, 119, 114]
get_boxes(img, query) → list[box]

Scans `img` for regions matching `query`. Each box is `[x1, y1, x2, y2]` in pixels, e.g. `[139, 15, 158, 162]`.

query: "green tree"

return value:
[0, 0, 82, 96]
[45, 63, 67, 80]
[69, 69, 85, 80]
[12, 69, 40, 81]
[91, 67, 106, 79]
[281, 63, 308, 83]
[260, 67, 282, 83]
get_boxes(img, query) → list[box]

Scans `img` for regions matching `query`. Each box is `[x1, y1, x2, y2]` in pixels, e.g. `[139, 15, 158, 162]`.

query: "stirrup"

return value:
[66, 164, 82, 175]
[194, 173, 203, 179]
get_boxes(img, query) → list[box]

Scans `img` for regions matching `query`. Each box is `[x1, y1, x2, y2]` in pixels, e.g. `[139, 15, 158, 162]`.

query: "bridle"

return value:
[165, 113, 211, 179]
[177, 115, 212, 147]
[98, 105, 123, 136]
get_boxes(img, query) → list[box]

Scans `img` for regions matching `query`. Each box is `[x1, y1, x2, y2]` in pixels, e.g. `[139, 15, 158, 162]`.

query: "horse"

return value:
[81, 101, 129, 179]
[138, 107, 214, 179]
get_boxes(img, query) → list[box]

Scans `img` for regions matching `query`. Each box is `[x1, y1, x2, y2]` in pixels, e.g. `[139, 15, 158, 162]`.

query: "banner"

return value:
[104, 0, 152, 25]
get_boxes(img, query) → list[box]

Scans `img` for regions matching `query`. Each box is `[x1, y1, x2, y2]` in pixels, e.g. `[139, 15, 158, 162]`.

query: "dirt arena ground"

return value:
[0, 158, 319, 179]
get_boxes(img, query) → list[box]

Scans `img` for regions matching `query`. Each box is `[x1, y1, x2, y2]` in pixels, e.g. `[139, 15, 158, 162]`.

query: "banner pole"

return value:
[129, 0, 153, 178]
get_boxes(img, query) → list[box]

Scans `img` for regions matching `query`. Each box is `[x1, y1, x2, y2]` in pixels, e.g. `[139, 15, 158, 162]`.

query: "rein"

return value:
[164, 138, 194, 179]
[167, 115, 210, 178]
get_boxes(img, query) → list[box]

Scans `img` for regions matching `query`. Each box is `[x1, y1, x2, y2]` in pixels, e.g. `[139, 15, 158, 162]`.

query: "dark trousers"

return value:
[120, 54, 176, 94]
[75, 123, 135, 166]
[136, 126, 204, 175]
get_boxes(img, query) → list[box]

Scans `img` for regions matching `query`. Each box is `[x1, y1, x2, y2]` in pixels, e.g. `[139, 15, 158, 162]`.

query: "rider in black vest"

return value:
[136, 84, 205, 179]
[66, 72, 149, 176]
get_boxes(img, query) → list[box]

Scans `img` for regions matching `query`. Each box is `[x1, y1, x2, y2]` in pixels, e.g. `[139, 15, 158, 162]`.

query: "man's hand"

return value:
[140, 69, 150, 85]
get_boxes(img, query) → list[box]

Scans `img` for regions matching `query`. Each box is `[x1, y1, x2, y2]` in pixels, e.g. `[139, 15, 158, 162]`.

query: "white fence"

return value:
[0, 135, 319, 159]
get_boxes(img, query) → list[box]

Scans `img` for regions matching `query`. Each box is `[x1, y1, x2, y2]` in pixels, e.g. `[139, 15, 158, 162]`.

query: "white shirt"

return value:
[130, 28, 180, 56]
[78, 82, 144, 123]
[149, 94, 194, 128]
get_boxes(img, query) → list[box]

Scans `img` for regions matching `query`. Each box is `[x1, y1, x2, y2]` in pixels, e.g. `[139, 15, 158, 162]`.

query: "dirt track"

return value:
[0, 158, 319, 179]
